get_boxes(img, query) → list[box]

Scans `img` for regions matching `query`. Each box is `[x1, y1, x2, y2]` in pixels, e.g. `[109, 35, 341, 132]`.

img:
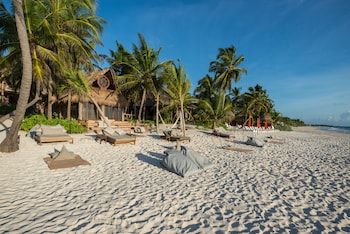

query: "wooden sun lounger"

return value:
[162, 131, 191, 142]
[96, 134, 136, 146]
[106, 135, 136, 146]
[34, 134, 74, 145]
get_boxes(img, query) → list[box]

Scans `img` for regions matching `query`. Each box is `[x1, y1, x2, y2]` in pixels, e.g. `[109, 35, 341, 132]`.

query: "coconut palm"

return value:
[162, 61, 193, 135]
[0, 0, 105, 119]
[209, 46, 247, 92]
[242, 84, 273, 123]
[108, 33, 172, 123]
[193, 74, 215, 100]
[64, 69, 110, 126]
[0, 0, 32, 153]
[199, 89, 233, 129]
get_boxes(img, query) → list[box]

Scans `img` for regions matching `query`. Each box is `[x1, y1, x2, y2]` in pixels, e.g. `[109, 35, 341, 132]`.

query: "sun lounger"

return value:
[162, 130, 191, 142]
[101, 126, 136, 146]
[212, 127, 235, 138]
[34, 124, 73, 145]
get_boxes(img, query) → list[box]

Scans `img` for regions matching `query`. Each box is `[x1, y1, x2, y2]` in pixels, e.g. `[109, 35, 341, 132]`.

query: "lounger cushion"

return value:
[52, 145, 76, 160]
[162, 152, 202, 177]
[39, 124, 66, 136]
[114, 127, 126, 135]
[103, 126, 116, 136]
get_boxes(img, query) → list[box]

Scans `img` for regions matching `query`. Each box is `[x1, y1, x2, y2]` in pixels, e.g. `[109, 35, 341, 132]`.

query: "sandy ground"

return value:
[0, 121, 349, 233]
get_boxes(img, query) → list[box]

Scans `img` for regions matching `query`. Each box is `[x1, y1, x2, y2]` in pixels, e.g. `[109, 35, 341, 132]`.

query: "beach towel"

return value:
[43, 146, 90, 170]
[222, 146, 253, 152]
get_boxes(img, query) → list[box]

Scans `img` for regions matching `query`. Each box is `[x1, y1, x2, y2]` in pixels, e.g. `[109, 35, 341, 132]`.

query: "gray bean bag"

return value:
[246, 136, 265, 147]
[180, 146, 214, 170]
[162, 151, 202, 177]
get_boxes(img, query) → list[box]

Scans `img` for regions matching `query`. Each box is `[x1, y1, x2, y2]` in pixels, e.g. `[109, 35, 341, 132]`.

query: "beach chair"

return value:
[100, 126, 136, 146]
[162, 130, 191, 142]
[212, 127, 235, 138]
[34, 124, 73, 145]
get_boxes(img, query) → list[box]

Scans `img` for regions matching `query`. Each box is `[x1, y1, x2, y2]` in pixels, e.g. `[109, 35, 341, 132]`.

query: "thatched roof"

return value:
[57, 68, 127, 107]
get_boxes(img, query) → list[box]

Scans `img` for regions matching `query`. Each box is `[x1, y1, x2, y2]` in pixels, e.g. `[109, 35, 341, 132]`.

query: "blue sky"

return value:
[99, 0, 347, 126]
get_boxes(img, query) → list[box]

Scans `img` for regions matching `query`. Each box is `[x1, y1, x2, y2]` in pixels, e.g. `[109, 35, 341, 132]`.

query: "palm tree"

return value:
[199, 89, 233, 129]
[193, 75, 233, 128]
[163, 61, 193, 135]
[0, 0, 105, 119]
[65, 69, 110, 126]
[0, 0, 32, 153]
[108, 33, 171, 123]
[209, 46, 247, 92]
[193, 74, 215, 100]
[242, 84, 273, 124]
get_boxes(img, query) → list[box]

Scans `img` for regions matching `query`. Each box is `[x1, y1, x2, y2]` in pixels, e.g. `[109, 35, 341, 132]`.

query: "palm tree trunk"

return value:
[88, 94, 110, 127]
[47, 76, 52, 119]
[0, 0, 33, 152]
[155, 94, 160, 134]
[138, 89, 146, 123]
[1, 81, 5, 103]
[67, 89, 71, 120]
[180, 101, 186, 136]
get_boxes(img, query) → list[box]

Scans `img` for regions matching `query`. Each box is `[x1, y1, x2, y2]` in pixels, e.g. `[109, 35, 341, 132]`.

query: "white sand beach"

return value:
[0, 121, 349, 233]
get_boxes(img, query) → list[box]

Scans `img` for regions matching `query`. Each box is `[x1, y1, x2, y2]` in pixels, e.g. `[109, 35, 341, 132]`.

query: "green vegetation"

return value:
[20, 114, 87, 134]
[0, 105, 16, 115]
[0, 0, 305, 152]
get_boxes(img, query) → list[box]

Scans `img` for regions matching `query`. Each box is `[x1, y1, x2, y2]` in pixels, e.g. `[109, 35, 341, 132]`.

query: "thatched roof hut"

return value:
[58, 68, 127, 107]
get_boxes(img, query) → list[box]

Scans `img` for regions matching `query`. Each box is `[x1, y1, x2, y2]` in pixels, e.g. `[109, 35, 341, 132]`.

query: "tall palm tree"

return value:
[0, 0, 32, 153]
[209, 46, 247, 92]
[163, 61, 193, 135]
[0, 0, 105, 119]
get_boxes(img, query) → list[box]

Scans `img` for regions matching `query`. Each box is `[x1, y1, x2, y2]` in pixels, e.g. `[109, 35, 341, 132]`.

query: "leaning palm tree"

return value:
[0, 0, 32, 153]
[1, 0, 105, 119]
[65, 69, 110, 126]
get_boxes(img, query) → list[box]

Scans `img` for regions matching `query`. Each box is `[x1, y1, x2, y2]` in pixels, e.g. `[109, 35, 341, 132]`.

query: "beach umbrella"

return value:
[257, 118, 261, 128]
[248, 117, 251, 127]
[264, 121, 268, 129]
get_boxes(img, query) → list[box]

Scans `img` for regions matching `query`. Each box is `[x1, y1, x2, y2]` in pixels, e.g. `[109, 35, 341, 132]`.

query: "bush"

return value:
[0, 104, 16, 115]
[21, 114, 87, 133]
[274, 124, 292, 131]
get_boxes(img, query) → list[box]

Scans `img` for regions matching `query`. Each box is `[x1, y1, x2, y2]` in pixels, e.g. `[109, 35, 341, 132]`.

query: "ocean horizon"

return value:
[316, 125, 350, 135]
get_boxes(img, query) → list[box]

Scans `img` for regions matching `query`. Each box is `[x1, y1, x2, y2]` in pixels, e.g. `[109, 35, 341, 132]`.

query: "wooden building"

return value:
[55, 68, 128, 121]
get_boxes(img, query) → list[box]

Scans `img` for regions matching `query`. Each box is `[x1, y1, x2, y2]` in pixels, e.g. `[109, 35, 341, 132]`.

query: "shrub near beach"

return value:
[20, 114, 87, 134]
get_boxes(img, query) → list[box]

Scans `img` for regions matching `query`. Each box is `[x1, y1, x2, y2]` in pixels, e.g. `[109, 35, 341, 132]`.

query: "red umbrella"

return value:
[248, 117, 251, 128]
[257, 118, 261, 128]
[264, 121, 268, 129]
